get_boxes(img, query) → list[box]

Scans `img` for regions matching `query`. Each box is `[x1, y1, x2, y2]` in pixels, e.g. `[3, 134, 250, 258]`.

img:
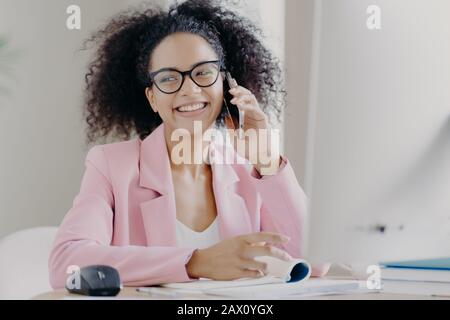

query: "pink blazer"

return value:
[49, 123, 329, 288]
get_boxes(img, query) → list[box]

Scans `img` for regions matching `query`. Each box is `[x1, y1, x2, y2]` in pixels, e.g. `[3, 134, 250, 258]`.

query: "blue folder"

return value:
[380, 258, 450, 270]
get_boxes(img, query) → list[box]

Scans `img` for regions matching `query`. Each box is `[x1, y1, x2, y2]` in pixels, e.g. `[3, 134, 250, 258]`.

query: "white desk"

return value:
[32, 287, 447, 300]
[32, 276, 449, 300]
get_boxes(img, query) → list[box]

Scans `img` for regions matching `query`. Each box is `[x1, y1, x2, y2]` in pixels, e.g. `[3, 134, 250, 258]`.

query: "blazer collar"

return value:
[139, 123, 172, 195]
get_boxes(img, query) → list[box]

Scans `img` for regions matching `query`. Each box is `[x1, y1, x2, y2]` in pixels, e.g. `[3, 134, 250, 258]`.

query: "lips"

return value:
[173, 102, 210, 118]
[175, 103, 207, 112]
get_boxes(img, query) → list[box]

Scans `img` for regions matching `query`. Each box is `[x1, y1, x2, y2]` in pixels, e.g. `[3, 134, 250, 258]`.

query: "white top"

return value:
[175, 217, 221, 249]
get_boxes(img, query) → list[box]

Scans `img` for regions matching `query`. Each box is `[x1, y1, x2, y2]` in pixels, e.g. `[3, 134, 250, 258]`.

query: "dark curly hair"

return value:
[82, 0, 285, 145]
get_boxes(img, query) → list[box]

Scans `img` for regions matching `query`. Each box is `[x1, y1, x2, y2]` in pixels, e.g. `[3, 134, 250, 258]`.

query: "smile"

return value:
[174, 103, 209, 118]
[175, 103, 207, 112]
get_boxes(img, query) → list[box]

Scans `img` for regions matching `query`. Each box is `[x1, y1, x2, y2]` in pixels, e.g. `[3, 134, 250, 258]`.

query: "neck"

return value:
[164, 125, 211, 179]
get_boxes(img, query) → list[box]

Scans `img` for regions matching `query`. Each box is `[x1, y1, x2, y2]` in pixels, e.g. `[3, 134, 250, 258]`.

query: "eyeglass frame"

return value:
[148, 60, 226, 94]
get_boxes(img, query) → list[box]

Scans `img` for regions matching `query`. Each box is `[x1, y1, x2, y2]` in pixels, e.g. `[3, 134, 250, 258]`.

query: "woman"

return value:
[49, 0, 329, 288]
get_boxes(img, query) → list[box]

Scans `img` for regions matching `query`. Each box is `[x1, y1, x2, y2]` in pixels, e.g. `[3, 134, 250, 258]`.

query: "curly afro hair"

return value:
[82, 0, 285, 145]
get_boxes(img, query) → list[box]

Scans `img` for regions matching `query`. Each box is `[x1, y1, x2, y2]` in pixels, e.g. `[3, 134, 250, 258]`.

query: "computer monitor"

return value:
[303, 0, 450, 265]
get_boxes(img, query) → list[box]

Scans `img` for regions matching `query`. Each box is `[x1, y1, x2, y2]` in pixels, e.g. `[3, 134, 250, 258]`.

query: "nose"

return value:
[179, 74, 201, 95]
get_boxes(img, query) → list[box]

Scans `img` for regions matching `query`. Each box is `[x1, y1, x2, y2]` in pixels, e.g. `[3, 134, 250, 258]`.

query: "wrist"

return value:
[254, 156, 282, 176]
[186, 249, 205, 279]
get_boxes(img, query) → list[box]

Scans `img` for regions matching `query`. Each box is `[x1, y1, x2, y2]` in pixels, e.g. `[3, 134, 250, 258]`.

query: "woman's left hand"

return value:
[226, 85, 282, 175]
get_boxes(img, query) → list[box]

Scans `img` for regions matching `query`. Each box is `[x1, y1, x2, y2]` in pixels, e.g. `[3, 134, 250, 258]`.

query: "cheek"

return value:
[208, 84, 224, 109]
[155, 94, 175, 114]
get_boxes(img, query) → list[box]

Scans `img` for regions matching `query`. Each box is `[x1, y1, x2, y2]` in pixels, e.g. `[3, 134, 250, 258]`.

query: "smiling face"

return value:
[145, 32, 225, 134]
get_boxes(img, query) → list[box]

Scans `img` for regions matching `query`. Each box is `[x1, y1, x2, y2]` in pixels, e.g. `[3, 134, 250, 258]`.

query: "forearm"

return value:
[49, 239, 197, 288]
[253, 157, 307, 258]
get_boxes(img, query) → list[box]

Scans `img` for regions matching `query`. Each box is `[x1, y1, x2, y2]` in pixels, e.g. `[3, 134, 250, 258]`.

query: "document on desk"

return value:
[152, 278, 361, 299]
[145, 257, 360, 298]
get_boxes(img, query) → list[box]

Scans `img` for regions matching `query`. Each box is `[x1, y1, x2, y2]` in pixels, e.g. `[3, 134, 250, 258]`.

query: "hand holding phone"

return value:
[225, 72, 245, 139]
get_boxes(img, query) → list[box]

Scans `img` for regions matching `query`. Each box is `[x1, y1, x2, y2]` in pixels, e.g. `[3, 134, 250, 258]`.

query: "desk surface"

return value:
[33, 266, 450, 300]
[33, 285, 448, 300]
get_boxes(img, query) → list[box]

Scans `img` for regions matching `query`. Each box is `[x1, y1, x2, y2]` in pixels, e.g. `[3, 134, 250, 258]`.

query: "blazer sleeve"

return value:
[48, 146, 197, 289]
[251, 157, 330, 277]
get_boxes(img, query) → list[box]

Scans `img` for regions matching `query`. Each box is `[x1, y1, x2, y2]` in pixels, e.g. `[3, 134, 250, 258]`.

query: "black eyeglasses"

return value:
[148, 60, 224, 94]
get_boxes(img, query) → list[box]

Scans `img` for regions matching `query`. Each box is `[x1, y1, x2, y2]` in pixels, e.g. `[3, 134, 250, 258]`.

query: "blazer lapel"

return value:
[139, 123, 178, 246]
[209, 142, 253, 240]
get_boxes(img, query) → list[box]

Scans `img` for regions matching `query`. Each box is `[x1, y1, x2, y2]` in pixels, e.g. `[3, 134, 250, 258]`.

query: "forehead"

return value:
[149, 33, 219, 71]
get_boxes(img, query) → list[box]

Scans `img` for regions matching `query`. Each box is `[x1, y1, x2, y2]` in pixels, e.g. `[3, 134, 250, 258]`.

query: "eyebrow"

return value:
[150, 59, 220, 74]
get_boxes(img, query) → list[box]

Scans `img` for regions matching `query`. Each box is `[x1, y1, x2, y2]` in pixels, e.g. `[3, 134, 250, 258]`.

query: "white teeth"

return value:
[177, 103, 206, 112]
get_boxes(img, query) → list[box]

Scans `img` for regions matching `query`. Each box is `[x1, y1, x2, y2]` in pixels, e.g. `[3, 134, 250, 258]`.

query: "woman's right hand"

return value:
[186, 232, 292, 280]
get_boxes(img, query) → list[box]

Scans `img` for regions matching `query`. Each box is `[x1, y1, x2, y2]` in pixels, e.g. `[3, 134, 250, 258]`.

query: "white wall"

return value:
[305, 0, 450, 262]
[0, 0, 165, 238]
[284, 0, 314, 185]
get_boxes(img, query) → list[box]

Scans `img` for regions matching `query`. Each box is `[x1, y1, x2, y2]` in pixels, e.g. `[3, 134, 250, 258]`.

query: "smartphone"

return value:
[224, 72, 245, 138]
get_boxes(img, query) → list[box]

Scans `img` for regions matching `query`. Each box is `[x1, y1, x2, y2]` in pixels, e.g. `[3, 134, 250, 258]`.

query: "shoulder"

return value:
[85, 138, 141, 173]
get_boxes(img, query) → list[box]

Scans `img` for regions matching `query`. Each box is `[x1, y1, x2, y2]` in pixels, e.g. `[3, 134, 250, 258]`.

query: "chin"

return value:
[175, 118, 215, 135]
[173, 112, 219, 134]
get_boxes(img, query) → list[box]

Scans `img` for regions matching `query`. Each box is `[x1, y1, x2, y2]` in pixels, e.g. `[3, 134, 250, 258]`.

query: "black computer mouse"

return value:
[65, 265, 122, 296]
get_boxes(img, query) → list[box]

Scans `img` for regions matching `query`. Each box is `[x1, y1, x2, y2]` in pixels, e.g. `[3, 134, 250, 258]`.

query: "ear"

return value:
[145, 87, 158, 113]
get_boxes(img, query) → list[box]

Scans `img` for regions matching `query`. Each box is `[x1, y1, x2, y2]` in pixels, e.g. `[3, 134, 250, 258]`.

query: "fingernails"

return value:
[281, 235, 290, 242]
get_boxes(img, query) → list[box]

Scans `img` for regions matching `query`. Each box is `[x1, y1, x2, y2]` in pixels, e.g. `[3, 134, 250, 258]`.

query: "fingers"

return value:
[228, 102, 253, 114]
[241, 259, 270, 274]
[230, 94, 255, 106]
[245, 244, 292, 261]
[230, 94, 257, 112]
[229, 85, 252, 96]
[231, 103, 253, 114]
[243, 232, 290, 245]
[239, 268, 264, 279]
[252, 241, 266, 246]
[229, 93, 267, 123]
[229, 86, 256, 108]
